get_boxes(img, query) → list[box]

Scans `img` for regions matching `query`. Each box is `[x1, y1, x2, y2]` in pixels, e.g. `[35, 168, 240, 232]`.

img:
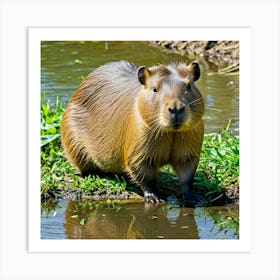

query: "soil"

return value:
[149, 41, 239, 68]
[41, 186, 143, 202]
[41, 182, 238, 206]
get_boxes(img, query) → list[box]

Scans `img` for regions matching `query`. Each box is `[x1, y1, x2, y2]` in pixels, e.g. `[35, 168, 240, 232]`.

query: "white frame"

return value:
[29, 27, 252, 253]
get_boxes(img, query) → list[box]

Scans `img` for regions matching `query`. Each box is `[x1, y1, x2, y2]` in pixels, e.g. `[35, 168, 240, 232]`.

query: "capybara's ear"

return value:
[138, 66, 151, 85]
[188, 62, 200, 81]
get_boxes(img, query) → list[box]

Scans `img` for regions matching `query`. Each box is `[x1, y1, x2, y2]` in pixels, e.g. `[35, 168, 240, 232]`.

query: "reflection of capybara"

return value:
[61, 60, 205, 204]
[64, 200, 198, 239]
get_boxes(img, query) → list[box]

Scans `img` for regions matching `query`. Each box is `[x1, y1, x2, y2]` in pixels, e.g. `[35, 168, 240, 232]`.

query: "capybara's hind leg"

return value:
[80, 165, 106, 178]
[68, 149, 99, 177]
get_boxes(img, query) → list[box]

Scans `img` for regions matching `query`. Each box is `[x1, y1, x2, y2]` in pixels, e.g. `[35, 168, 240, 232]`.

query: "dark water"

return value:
[41, 199, 239, 239]
[41, 41, 239, 239]
[41, 41, 239, 134]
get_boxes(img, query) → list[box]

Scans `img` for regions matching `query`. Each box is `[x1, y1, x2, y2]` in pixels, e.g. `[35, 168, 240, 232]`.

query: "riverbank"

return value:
[41, 98, 239, 205]
[149, 41, 239, 68]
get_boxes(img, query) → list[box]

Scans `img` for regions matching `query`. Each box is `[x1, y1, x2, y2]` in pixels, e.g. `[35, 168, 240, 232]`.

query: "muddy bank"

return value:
[41, 183, 238, 206]
[41, 183, 143, 202]
[149, 41, 239, 68]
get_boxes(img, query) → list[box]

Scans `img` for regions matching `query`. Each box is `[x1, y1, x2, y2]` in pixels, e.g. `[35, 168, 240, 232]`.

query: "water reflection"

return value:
[41, 199, 239, 239]
[64, 200, 199, 239]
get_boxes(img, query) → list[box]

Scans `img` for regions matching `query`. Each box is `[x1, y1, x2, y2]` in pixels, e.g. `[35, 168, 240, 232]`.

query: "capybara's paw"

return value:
[143, 189, 164, 203]
[183, 189, 207, 206]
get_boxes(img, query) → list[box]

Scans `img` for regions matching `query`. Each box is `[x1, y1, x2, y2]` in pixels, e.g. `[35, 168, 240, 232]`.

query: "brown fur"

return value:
[61, 60, 205, 203]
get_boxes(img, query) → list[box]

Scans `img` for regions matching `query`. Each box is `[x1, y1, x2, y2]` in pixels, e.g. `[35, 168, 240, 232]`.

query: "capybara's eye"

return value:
[152, 87, 158, 93]
[186, 83, 191, 91]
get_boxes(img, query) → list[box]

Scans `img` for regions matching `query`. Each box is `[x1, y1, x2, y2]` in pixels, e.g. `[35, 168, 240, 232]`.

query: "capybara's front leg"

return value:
[173, 161, 207, 206]
[127, 164, 161, 203]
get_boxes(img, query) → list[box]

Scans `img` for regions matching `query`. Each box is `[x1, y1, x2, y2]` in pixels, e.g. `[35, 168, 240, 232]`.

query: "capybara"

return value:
[61, 60, 205, 204]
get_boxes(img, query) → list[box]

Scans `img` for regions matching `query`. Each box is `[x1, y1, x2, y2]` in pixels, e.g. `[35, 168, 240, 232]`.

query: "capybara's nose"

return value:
[168, 103, 186, 123]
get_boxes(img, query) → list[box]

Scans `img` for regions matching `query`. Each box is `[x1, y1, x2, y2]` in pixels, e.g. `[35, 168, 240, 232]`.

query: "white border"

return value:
[1, 1, 279, 279]
[28, 27, 252, 253]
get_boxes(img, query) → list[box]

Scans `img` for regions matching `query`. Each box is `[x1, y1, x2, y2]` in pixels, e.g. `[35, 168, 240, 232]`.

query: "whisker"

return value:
[188, 98, 203, 106]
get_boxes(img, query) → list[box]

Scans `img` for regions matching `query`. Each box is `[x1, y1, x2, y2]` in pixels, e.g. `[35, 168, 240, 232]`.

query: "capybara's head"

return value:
[137, 62, 204, 132]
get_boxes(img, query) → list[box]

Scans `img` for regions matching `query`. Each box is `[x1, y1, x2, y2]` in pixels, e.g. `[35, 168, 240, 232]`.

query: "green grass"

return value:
[40, 96, 239, 203]
[196, 130, 239, 201]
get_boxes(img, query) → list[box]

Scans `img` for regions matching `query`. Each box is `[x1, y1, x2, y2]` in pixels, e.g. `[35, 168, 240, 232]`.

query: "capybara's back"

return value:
[61, 61, 140, 174]
[61, 60, 206, 204]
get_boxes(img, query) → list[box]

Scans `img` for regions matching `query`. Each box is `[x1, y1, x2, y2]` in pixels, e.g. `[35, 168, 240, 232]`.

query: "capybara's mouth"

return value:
[164, 122, 182, 131]
[172, 123, 181, 130]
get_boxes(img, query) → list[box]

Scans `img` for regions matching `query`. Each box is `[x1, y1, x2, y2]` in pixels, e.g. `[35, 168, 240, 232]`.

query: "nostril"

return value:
[168, 107, 175, 114]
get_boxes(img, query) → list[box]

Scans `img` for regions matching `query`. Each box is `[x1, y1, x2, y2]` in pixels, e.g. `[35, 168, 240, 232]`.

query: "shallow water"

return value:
[41, 199, 239, 239]
[41, 41, 239, 134]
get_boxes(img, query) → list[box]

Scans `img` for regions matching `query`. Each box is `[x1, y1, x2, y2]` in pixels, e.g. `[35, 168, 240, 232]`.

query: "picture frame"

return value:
[1, 0, 279, 279]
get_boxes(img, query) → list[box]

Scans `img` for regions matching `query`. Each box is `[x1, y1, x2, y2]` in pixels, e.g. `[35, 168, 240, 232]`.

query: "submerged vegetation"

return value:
[41, 97, 239, 204]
